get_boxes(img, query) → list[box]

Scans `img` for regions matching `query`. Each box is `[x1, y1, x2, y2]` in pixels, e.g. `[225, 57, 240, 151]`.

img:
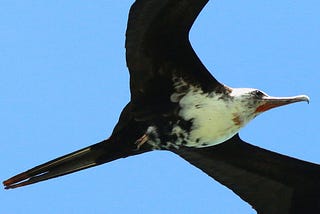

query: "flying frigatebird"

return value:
[4, 0, 320, 213]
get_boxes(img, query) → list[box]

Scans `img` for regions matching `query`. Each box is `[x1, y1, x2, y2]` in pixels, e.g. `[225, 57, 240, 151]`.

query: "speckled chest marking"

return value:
[142, 78, 256, 149]
[173, 88, 242, 147]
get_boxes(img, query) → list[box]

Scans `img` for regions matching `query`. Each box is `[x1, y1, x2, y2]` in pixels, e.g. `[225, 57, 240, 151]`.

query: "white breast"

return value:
[176, 88, 246, 148]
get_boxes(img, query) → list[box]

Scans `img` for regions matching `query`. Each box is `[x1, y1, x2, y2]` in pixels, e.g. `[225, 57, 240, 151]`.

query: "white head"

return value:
[228, 87, 310, 126]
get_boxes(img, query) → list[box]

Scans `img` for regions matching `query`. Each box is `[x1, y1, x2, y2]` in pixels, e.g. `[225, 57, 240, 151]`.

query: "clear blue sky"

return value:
[1, 1, 319, 213]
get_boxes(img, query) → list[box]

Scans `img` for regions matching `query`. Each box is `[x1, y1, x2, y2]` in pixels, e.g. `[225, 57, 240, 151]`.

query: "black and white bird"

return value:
[4, 0, 320, 213]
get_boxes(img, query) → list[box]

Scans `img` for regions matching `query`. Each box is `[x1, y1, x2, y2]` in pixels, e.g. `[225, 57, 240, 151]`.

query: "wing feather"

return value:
[173, 134, 320, 214]
[126, 0, 222, 100]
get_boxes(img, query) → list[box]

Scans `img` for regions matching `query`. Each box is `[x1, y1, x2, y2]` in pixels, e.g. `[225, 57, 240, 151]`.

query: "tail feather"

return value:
[3, 138, 141, 189]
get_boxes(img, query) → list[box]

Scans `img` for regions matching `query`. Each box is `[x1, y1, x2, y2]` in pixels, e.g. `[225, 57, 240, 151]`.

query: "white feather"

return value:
[176, 87, 257, 148]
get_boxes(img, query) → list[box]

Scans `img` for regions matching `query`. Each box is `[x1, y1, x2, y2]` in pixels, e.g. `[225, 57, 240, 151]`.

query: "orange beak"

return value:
[255, 95, 310, 113]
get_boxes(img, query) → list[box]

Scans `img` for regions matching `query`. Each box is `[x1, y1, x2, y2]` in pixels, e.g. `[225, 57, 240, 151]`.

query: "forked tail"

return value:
[3, 138, 142, 189]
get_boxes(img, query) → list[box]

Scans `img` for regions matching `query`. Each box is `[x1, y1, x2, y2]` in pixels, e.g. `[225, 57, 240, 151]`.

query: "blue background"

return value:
[1, 1, 319, 213]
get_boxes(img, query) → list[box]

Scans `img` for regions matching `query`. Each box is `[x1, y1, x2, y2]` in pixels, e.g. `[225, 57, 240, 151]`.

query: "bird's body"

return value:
[4, 0, 320, 213]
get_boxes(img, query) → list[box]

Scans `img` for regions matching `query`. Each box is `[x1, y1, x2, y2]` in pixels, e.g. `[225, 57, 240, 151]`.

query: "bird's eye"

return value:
[252, 90, 265, 97]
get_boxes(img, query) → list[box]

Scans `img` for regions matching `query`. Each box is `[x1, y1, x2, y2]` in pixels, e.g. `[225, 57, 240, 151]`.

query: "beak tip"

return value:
[300, 95, 310, 104]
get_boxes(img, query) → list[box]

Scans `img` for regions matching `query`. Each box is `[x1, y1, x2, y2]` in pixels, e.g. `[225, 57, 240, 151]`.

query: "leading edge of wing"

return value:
[172, 134, 320, 214]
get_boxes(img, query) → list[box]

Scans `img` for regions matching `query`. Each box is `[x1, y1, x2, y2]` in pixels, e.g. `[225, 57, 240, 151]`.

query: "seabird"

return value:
[4, 0, 320, 213]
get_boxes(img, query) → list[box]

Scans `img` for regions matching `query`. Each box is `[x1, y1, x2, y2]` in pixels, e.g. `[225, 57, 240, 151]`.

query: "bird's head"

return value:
[228, 88, 309, 126]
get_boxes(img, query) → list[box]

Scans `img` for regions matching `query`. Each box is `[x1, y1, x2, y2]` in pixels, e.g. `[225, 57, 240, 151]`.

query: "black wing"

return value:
[125, 0, 224, 119]
[173, 134, 320, 214]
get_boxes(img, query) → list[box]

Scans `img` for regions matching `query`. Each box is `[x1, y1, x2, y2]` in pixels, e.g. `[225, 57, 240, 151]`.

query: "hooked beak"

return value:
[255, 95, 310, 113]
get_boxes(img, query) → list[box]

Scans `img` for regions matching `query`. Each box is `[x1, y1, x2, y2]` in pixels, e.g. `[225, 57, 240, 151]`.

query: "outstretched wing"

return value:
[125, 0, 223, 118]
[173, 134, 320, 214]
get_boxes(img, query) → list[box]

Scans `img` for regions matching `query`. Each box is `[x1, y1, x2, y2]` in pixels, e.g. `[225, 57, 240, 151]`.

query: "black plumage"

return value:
[4, 1, 320, 213]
